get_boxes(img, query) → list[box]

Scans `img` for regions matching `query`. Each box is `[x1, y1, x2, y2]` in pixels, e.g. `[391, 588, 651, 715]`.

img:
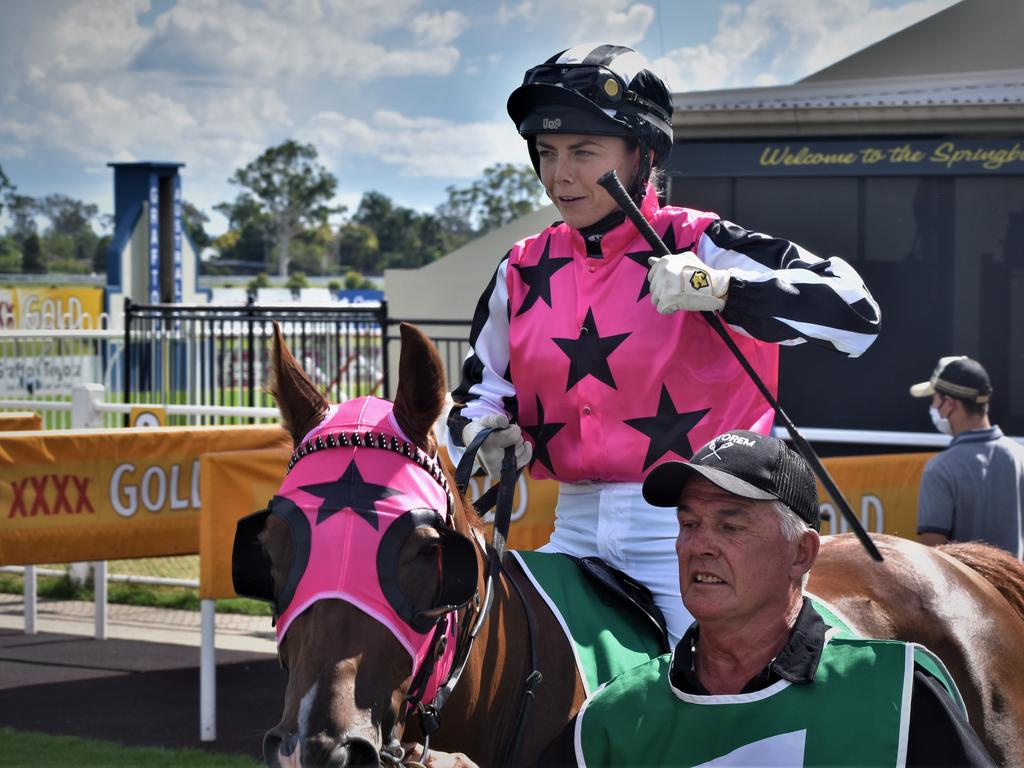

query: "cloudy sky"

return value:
[0, 0, 957, 234]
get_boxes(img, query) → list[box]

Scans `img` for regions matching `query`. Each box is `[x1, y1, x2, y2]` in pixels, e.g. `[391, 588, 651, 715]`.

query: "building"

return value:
[665, 0, 1024, 438]
[387, 0, 1024, 440]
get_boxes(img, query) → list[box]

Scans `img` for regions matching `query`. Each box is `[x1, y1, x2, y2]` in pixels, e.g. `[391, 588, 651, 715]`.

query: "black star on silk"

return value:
[624, 385, 711, 470]
[624, 224, 695, 302]
[512, 237, 573, 316]
[299, 460, 401, 529]
[552, 307, 631, 391]
[522, 395, 566, 474]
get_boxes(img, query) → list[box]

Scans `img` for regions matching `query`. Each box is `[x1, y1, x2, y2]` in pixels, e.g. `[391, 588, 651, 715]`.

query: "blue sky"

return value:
[0, 0, 957, 235]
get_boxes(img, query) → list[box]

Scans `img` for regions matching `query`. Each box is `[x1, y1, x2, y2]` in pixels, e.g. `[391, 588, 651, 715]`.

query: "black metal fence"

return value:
[123, 300, 472, 422]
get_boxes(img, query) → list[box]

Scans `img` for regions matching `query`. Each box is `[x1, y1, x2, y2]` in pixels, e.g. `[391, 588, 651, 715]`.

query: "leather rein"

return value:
[402, 427, 543, 767]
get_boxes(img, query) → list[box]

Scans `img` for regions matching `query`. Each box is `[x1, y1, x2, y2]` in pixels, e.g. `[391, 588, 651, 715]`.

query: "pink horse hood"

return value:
[273, 396, 459, 695]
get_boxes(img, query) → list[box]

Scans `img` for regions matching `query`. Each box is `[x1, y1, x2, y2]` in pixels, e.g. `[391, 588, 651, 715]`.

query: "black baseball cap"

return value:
[909, 356, 992, 404]
[642, 430, 820, 531]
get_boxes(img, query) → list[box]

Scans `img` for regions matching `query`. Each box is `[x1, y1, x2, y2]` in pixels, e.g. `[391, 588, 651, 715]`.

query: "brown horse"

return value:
[245, 322, 1024, 766]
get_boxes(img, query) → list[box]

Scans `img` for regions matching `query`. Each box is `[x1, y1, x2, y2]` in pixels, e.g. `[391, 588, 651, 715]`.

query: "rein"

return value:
[409, 427, 543, 766]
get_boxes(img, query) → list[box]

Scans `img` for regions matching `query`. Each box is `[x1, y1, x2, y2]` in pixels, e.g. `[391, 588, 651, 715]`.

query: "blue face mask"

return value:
[929, 404, 952, 436]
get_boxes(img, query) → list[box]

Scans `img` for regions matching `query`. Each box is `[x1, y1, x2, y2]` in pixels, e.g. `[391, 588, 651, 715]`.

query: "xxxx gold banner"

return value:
[818, 453, 937, 539]
[199, 444, 561, 599]
[0, 424, 290, 565]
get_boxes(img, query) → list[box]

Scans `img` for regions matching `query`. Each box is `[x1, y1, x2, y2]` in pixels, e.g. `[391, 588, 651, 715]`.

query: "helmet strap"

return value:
[629, 140, 652, 206]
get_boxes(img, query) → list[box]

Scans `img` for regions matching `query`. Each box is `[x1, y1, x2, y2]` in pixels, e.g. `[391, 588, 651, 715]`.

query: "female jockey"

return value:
[446, 43, 880, 645]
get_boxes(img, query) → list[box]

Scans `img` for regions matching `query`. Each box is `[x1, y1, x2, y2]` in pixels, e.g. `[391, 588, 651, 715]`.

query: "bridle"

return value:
[403, 426, 542, 767]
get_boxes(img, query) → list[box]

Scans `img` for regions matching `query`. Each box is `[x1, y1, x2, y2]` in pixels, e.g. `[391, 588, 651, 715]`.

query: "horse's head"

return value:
[232, 323, 480, 767]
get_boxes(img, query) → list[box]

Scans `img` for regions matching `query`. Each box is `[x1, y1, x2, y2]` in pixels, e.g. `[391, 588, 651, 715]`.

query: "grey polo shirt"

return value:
[917, 425, 1024, 559]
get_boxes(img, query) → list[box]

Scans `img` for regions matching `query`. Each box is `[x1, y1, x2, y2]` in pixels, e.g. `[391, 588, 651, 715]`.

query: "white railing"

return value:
[1, 383, 278, 644]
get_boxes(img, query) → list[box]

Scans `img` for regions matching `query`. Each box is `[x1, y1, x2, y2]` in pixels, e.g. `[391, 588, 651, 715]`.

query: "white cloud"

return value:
[498, 1, 534, 25]
[303, 109, 525, 179]
[410, 10, 469, 46]
[48, 0, 153, 75]
[127, 0, 465, 80]
[654, 0, 958, 92]
[501, 1, 653, 47]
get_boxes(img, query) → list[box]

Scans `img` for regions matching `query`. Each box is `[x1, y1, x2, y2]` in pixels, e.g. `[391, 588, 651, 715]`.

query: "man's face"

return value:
[675, 476, 813, 627]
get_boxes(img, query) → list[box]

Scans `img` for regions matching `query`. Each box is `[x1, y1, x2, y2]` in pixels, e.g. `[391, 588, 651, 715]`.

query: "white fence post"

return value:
[200, 599, 217, 741]
[70, 383, 105, 429]
[70, 383, 108, 638]
[23, 565, 37, 635]
[93, 560, 107, 640]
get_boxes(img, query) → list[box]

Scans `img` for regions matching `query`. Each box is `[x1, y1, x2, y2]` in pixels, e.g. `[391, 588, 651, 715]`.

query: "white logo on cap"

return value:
[705, 442, 733, 462]
[705, 433, 757, 461]
[542, 118, 562, 130]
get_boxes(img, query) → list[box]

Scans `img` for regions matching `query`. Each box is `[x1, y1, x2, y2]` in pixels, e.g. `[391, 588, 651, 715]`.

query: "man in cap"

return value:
[554, 431, 992, 766]
[910, 356, 1024, 558]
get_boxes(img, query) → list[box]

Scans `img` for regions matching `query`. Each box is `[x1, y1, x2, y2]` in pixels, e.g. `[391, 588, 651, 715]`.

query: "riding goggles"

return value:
[521, 62, 671, 124]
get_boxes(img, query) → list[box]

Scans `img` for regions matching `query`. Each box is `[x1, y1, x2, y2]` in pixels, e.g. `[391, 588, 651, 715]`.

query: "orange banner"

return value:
[818, 452, 937, 539]
[0, 412, 43, 432]
[0, 425, 289, 565]
[197, 446, 937, 599]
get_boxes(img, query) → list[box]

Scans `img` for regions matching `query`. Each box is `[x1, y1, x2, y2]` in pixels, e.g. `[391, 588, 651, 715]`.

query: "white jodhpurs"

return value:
[537, 481, 693, 647]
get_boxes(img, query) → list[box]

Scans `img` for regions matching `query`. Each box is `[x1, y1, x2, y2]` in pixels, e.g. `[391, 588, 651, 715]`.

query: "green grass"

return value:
[0, 573, 272, 616]
[0, 728, 261, 767]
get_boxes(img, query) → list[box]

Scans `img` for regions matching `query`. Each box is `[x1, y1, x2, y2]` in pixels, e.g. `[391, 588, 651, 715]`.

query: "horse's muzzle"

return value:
[264, 728, 381, 768]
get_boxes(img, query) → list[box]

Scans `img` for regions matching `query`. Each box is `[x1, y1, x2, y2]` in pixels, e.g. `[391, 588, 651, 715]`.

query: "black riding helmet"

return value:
[507, 43, 674, 201]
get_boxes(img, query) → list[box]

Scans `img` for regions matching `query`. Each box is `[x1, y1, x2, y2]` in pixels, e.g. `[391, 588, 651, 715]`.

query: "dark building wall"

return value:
[667, 137, 1024, 438]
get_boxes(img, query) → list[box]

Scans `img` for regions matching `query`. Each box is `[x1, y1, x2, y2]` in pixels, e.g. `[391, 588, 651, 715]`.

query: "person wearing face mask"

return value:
[447, 43, 881, 645]
[910, 356, 1024, 558]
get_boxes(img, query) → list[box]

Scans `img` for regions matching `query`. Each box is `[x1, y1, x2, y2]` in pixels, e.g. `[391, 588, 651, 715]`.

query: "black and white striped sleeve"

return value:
[697, 220, 880, 357]
[447, 253, 519, 454]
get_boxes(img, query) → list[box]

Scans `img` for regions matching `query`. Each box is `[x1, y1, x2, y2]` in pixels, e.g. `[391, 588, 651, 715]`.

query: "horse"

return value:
[238, 322, 1024, 767]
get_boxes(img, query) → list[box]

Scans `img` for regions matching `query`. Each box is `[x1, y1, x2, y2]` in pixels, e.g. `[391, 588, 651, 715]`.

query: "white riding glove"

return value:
[647, 252, 730, 313]
[461, 413, 533, 478]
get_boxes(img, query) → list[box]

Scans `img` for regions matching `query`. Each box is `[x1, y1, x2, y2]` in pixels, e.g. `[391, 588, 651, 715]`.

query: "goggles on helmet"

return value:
[521, 62, 671, 124]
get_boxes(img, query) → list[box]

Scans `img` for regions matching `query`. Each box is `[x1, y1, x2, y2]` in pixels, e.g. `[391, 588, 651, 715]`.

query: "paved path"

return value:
[0, 594, 284, 759]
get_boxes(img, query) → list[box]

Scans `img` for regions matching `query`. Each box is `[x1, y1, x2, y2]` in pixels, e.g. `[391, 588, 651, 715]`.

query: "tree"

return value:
[335, 222, 380, 273]
[182, 201, 212, 250]
[0, 237, 21, 273]
[21, 233, 44, 274]
[223, 140, 339, 278]
[36, 194, 99, 238]
[436, 163, 545, 247]
[5, 194, 38, 245]
[0, 165, 14, 220]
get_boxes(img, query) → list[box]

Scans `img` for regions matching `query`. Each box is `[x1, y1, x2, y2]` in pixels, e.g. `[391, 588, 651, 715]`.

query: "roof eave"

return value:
[672, 104, 1024, 139]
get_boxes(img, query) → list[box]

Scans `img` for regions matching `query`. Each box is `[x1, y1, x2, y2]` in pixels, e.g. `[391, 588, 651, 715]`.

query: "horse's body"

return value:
[246, 323, 1024, 767]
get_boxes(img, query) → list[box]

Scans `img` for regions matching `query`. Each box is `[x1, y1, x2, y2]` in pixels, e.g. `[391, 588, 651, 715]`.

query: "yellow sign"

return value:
[0, 286, 104, 330]
[130, 405, 166, 428]
[0, 424, 290, 565]
[817, 452, 936, 539]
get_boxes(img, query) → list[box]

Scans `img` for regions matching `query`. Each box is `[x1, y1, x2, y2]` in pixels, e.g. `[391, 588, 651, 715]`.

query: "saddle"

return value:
[568, 555, 670, 654]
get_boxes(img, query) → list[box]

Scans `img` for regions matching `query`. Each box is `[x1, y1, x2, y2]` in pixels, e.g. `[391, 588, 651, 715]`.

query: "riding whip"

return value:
[597, 170, 883, 562]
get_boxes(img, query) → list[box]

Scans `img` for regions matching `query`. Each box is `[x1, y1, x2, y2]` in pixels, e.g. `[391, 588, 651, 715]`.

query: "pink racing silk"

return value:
[508, 187, 778, 483]
[273, 396, 459, 705]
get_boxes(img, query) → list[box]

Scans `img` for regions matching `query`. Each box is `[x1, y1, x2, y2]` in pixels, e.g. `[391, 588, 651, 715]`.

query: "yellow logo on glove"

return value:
[689, 270, 710, 291]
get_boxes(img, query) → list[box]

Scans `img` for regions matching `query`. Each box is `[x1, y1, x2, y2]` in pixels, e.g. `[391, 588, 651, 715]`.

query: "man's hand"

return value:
[402, 743, 480, 768]
[647, 252, 729, 313]
[461, 413, 532, 478]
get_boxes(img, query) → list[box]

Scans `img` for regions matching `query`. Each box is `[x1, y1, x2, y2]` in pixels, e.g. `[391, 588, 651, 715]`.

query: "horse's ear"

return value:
[270, 321, 329, 447]
[393, 322, 446, 452]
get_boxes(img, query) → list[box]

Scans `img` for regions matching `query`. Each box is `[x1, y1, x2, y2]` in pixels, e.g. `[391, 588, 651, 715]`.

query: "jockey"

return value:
[446, 42, 881, 645]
